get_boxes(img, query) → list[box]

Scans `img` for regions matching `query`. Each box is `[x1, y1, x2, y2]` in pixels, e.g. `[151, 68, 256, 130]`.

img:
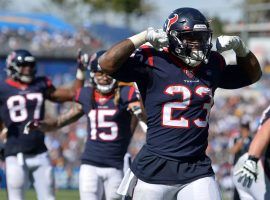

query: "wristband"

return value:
[76, 68, 85, 80]
[248, 155, 259, 163]
[128, 31, 147, 49]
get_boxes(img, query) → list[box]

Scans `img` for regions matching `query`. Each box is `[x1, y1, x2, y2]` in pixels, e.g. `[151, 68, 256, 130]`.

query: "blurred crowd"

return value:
[0, 27, 102, 58]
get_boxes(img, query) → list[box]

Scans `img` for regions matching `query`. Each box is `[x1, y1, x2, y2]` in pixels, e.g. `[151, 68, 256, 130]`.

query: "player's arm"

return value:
[72, 49, 90, 90]
[0, 120, 7, 143]
[29, 103, 84, 132]
[47, 50, 90, 102]
[47, 86, 76, 102]
[248, 118, 270, 159]
[99, 28, 168, 75]
[216, 36, 262, 89]
[128, 101, 147, 133]
[234, 119, 270, 188]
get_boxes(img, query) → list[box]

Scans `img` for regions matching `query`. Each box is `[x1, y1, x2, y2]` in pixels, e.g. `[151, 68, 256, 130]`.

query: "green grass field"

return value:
[0, 188, 232, 200]
[0, 189, 79, 200]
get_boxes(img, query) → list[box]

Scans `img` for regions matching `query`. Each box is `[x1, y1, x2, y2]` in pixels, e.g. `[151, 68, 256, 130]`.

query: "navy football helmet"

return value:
[6, 49, 36, 83]
[89, 50, 117, 94]
[163, 7, 213, 67]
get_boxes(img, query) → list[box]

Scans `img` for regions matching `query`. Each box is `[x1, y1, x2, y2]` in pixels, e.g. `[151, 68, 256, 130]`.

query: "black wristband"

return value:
[248, 155, 259, 163]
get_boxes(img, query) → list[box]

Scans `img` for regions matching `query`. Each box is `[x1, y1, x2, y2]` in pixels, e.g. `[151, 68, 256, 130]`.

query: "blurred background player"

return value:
[229, 117, 252, 200]
[0, 49, 88, 200]
[234, 106, 270, 200]
[99, 7, 261, 200]
[29, 50, 146, 200]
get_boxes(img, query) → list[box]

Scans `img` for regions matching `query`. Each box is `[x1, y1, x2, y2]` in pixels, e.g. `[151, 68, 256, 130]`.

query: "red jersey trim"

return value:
[94, 89, 114, 105]
[141, 45, 154, 67]
[5, 78, 29, 89]
[128, 86, 135, 101]
[163, 48, 203, 73]
[75, 88, 81, 102]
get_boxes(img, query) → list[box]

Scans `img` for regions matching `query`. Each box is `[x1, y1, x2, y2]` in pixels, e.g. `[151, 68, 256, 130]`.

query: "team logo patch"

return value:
[165, 14, 178, 33]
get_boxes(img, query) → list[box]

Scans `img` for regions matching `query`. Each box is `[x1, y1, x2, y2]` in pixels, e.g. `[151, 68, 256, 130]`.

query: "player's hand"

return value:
[77, 49, 90, 71]
[146, 27, 169, 51]
[23, 120, 41, 134]
[216, 35, 250, 57]
[128, 101, 144, 119]
[234, 158, 258, 188]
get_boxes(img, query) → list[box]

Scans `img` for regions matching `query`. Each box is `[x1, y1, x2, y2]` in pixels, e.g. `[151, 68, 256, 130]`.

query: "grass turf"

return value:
[0, 189, 79, 200]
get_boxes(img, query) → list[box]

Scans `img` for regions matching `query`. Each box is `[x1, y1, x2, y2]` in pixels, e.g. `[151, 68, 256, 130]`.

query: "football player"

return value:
[233, 106, 270, 200]
[98, 7, 262, 200]
[27, 50, 145, 200]
[0, 49, 88, 200]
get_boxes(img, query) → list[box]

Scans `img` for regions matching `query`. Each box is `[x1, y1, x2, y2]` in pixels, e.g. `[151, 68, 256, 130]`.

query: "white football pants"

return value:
[79, 164, 123, 200]
[132, 176, 221, 200]
[5, 152, 55, 200]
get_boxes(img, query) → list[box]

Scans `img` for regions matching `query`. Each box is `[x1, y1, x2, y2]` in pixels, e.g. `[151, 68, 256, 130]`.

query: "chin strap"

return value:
[95, 79, 117, 94]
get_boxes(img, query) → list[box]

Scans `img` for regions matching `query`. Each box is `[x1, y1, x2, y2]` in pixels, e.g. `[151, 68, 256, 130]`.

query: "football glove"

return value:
[23, 120, 40, 134]
[146, 27, 169, 51]
[216, 35, 250, 57]
[235, 156, 258, 188]
[77, 49, 90, 71]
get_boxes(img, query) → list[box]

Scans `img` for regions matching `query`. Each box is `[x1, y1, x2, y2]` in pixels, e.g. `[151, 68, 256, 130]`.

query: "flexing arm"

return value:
[32, 103, 84, 132]
[248, 118, 270, 159]
[216, 36, 262, 89]
[99, 28, 168, 75]
[236, 52, 262, 84]
[48, 51, 90, 102]
[99, 39, 137, 75]
[48, 86, 76, 102]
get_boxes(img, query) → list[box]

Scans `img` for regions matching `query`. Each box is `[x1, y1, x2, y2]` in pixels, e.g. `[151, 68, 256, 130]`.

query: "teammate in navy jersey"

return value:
[29, 51, 145, 200]
[0, 49, 88, 200]
[233, 106, 270, 200]
[98, 7, 262, 200]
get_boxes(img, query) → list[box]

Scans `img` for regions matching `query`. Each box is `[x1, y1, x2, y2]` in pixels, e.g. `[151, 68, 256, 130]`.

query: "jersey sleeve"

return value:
[111, 45, 154, 83]
[120, 85, 140, 108]
[216, 51, 257, 89]
[75, 87, 93, 109]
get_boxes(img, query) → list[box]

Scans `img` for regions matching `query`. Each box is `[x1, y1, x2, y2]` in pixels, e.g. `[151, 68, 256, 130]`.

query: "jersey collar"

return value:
[94, 89, 114, 105]
[163, 48, 203, 72]
[5, 78, 29, 90]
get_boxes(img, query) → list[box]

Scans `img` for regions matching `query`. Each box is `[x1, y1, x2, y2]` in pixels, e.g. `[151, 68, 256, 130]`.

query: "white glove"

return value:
[234, 158, 258, 188]
[23, 120, 40, 134]
[216, 35, 250, 57]
[146, 27, 169, 51]
[77, 49, 90, 71]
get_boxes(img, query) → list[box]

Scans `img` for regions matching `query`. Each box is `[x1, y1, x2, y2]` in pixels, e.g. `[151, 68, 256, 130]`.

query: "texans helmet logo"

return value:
[165, 14, 178, 33]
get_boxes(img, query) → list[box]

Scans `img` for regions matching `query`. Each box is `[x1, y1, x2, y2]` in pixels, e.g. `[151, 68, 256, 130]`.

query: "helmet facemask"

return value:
[168, 29, 212, 67]
[93, 72, 117, 94]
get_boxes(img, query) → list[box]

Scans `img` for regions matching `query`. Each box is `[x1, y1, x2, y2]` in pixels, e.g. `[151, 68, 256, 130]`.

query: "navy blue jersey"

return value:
[76, 85, 139, 169]
[113, 46, 225, 159]
[111, 46, 225, 183]
[0, 77, 53, 156]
